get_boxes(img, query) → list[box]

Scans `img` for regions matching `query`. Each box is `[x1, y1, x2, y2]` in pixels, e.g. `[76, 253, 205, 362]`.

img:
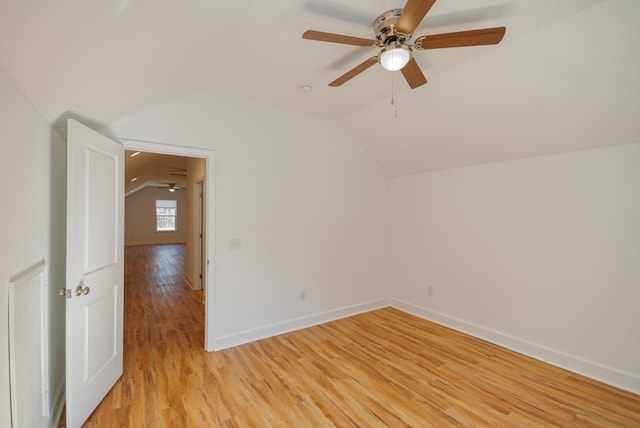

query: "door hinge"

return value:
[199, 274, 202, 279]
[59, 288, 72, 299]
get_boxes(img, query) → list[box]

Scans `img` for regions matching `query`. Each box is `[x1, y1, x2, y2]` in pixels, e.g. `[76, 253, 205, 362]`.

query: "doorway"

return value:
[121, 139, 214, 351]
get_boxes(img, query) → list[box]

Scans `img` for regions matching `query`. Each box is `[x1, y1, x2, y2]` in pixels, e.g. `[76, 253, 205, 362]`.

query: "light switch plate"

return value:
[229, 238, 241, 250]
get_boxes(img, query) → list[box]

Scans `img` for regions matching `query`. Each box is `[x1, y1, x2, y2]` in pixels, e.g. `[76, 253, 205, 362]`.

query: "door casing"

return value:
[120, 138, 215, 351]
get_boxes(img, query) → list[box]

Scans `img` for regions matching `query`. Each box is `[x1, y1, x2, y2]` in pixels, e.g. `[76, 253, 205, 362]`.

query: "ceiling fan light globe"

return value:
[380, 46, 411, 71]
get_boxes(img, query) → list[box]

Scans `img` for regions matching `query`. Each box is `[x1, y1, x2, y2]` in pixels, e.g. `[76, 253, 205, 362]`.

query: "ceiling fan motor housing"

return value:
[374, 9, 410, 46]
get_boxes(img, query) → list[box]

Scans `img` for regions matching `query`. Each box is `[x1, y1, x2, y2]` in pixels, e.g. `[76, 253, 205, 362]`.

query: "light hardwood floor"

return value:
[81, 244, 640, 427]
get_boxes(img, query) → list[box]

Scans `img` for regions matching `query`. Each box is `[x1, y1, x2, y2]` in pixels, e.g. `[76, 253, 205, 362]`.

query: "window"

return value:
[156, 200, 177, 231]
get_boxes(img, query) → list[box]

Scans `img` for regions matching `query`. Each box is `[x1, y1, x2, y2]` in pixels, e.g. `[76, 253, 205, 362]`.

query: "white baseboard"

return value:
[185, 275, 202, 291]
[50, 379, 65, 428]
[390, 298, 640, 395]
[212, 298, 390, 351]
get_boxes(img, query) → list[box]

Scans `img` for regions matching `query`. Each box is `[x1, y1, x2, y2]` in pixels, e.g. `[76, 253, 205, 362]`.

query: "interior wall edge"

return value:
[389, 298, 640, 395]
[50, 379, 65, 428]
[212, 298, 390, 351]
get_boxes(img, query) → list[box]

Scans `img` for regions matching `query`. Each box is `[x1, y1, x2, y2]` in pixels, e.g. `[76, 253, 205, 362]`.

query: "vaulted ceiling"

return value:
[124, 151, 188, 196]
[1, 0, 638, 176]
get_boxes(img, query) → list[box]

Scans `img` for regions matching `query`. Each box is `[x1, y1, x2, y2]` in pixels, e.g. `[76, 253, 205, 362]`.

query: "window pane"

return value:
[156, 199, 177, 209]
[156, 200, 177, 231]
[156, 208, 176, 216]
[157, 216, 176, 231]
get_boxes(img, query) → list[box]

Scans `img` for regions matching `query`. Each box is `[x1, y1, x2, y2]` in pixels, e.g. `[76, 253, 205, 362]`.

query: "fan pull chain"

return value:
[390, 75, 395, 107]
[390, 70, 399, 118]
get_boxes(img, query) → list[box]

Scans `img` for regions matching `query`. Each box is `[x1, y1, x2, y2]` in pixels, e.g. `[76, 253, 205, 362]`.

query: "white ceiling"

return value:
[1, 0, 638, 176]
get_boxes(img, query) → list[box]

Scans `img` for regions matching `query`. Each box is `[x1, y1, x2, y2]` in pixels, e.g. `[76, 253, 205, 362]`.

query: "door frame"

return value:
[119, 138, 215, 351]
[194, 179, 205, 293]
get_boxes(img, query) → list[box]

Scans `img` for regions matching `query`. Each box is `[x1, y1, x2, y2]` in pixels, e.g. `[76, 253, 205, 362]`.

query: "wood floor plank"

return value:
[79, 244, 640, 427]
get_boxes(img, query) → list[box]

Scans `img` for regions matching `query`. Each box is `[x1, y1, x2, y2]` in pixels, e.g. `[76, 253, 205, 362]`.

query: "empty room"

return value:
[1, 0, 639, 427]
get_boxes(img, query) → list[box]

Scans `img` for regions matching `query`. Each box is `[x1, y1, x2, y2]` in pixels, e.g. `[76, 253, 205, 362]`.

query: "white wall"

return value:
[125, 186, 187, 246]
[106, 90, 390, 349]
[0, 66, 65, 427]
[390, 144, 640, 393]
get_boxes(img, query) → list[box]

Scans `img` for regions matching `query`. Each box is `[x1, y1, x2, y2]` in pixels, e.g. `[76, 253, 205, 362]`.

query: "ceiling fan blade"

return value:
[401, 58, 428, 89]
[396, 0, 438, 35]
[414, 27, 506, 50]
[303, 30, 376, 47]
[329, 57, 378, 87]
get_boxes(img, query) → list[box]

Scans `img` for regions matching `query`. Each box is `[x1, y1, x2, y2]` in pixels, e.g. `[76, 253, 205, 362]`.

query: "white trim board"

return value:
[211, 297, 639, 395]
[390, 299, 640, 395]
[212, 299, 390, 351]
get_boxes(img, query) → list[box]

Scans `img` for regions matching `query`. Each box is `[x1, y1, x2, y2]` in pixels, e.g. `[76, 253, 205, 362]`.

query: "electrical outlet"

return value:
[300, 290, 306, 301]
[428, 286, 434, 296]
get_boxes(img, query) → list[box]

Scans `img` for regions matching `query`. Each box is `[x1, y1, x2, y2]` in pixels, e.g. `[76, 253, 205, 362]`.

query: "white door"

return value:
[65, 119, 124, 428]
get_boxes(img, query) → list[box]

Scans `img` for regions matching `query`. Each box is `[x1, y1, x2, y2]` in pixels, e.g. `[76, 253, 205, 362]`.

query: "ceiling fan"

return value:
[302, 0, 506, 89]
[166, 183, 182, 192]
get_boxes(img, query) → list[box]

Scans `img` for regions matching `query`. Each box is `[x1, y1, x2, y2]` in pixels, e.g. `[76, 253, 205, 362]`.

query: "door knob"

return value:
[75, 285, 91, 296]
